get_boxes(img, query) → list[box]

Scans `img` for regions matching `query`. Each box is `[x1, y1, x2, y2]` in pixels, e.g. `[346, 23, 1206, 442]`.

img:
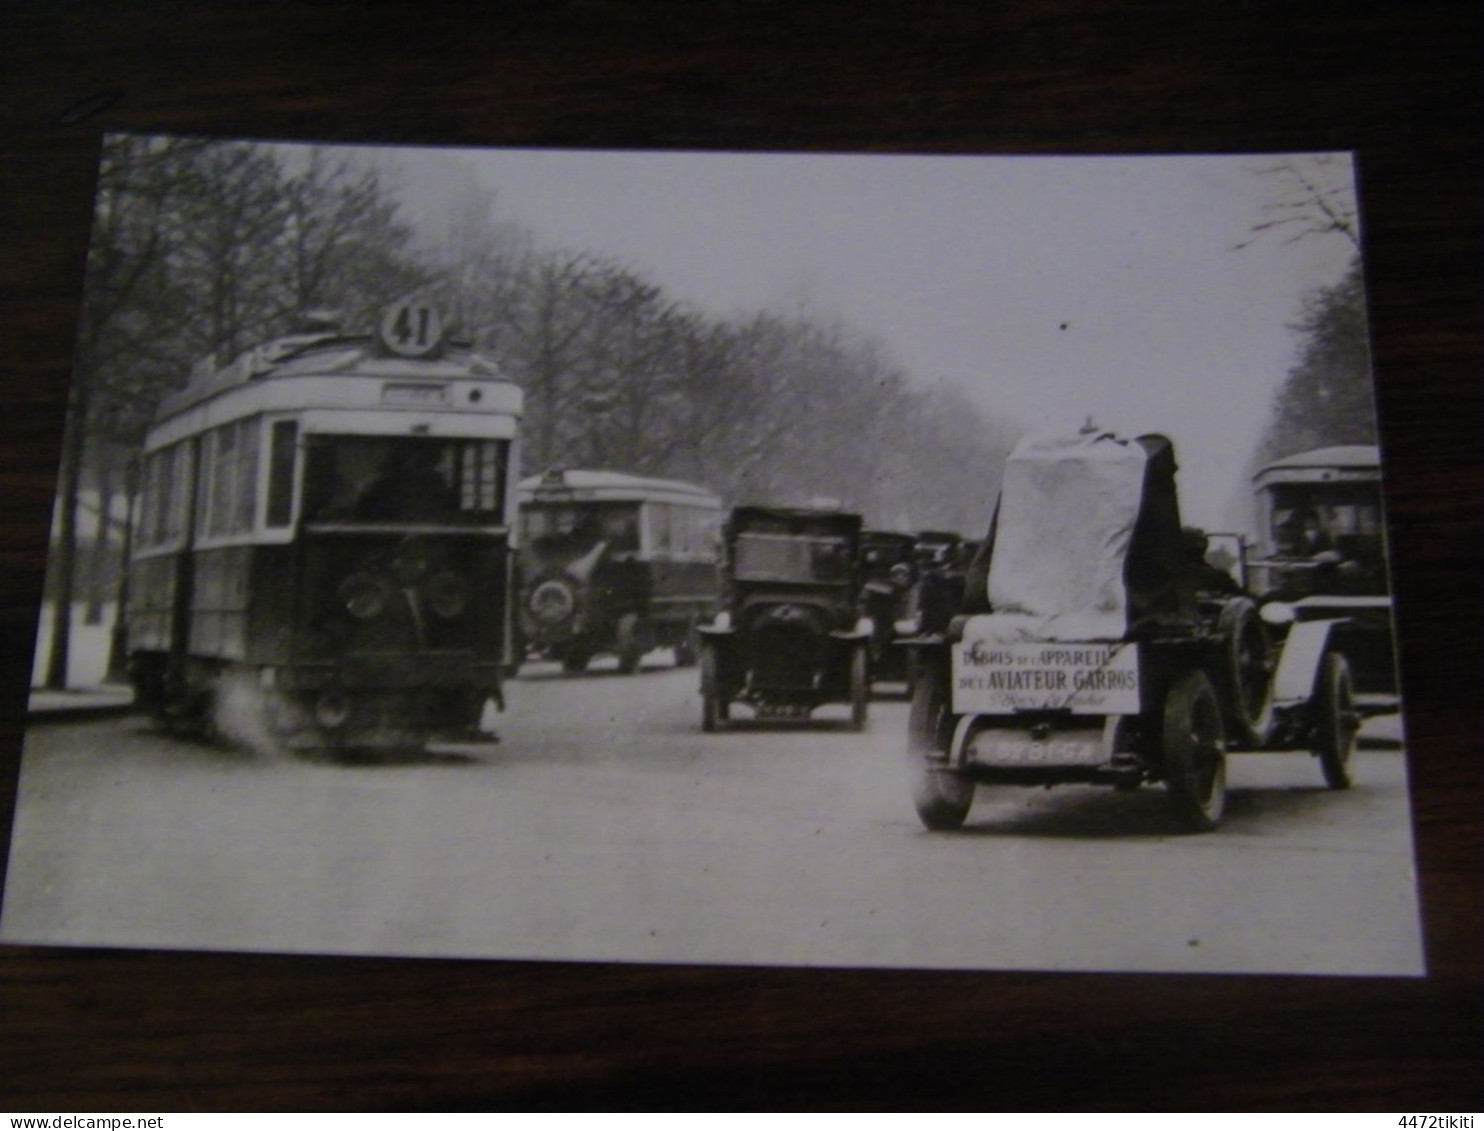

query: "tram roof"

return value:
[154, 333, 513, 422]
[517, 468, 723, 505]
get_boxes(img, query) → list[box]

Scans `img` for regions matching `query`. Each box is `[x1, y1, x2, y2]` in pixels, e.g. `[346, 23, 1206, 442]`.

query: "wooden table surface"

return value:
[1, 1, 1479, 1111]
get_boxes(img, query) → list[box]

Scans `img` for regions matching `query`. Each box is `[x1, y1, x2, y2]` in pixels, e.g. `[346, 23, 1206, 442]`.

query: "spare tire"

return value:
[527, 573, 580, 627]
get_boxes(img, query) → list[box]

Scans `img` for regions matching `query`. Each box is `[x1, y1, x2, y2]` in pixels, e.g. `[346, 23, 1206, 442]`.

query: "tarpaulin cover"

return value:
[975, 432, 1149, 642]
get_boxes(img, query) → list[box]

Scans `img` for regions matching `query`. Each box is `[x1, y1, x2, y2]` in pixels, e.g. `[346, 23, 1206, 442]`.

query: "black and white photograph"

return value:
[0, 136, 1422, 976]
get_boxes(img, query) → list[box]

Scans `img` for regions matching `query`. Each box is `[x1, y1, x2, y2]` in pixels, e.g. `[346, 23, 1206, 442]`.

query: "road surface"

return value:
[0, 656, 1425, 975]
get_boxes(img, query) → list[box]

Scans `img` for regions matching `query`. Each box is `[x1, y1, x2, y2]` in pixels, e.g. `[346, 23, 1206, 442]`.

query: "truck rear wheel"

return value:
[908, 664, 973, 830]
[1162, 670, 1227, 832]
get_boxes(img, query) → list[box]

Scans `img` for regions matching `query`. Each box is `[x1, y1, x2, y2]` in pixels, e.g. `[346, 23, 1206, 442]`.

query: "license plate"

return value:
[382, 382, 449, 406]
[967, 732, 1105, 768]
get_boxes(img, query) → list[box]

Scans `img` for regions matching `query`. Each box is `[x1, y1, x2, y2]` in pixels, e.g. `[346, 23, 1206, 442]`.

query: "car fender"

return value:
[1272, 618, 1345, 708]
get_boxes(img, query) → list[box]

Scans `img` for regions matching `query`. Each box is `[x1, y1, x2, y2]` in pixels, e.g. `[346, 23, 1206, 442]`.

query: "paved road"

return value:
[0, 656, 1425, 975]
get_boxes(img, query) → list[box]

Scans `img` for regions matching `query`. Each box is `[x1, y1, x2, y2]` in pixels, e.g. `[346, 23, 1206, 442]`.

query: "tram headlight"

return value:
[339, 572, 391, 619]
[426, 571, 471, 619]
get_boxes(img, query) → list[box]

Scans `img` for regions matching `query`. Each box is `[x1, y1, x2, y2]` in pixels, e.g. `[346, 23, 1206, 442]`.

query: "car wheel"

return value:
[908, 664, 973, 830]
[1162, 669, 1227, 832]
[700, 644, 728, 732]
[560, 649, 591, 674]
[1315, 652, 1359, 790]
[1217, 597, 1275, 747]
[849, 644, 869, 732]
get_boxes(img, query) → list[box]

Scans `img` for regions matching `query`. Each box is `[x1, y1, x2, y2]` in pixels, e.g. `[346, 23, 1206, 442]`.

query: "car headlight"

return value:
[1259, 601, 1296, 626]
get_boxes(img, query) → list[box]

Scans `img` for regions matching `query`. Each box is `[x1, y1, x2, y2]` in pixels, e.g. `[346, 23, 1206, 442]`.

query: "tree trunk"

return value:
[85, 453, 113, 626]
[44, 371, 91, 690]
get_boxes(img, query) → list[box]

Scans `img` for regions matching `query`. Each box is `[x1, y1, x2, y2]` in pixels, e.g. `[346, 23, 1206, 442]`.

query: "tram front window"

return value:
[303, 436, 507, 524]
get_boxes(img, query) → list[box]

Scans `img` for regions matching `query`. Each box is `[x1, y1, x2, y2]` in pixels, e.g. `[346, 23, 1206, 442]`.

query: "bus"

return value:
[516, 468, 723, 673]
[1247, 444, 1398, 704]
[127, 300, 523, 753]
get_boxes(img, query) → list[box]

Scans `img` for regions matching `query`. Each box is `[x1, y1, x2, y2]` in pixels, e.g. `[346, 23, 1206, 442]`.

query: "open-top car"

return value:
[698, 506, 872, 731]
[907, 431, 1362, 833]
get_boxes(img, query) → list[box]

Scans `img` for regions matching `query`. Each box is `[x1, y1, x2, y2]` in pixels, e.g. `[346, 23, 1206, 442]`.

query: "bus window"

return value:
[601, 505, 640, 554]
[523, 502, 638, 556]
[648, 502, 672, 556]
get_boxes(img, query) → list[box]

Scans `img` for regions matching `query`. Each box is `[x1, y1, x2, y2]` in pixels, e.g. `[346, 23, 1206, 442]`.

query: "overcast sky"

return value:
[383, 146, 1362, 529]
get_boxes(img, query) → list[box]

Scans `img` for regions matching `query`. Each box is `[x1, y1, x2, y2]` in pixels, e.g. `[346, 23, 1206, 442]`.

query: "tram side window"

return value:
[234, 418, 259, 532]
[199, 418, 260, 538]
[266, 420, 298, 529]
[139, 442, 190, 549]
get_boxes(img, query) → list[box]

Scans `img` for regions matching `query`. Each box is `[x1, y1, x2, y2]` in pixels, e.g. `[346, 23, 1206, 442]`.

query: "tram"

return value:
[126, 300, 523, 752]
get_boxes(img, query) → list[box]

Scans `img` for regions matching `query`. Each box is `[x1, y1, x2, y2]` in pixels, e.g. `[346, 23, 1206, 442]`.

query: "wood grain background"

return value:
[2, 0, 1479, 1111]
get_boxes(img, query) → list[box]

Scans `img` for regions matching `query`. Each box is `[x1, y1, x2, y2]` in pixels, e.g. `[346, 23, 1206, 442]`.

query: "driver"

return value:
[1182, 527, 1241, 596]
[356, 445, 459, 521]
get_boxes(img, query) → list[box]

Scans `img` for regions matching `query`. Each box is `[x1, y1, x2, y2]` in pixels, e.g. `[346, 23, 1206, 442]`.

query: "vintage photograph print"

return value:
[1, 137, 1423, 975]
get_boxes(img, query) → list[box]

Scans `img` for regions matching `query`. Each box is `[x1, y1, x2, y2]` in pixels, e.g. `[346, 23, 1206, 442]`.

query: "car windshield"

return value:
[734, 533, 853, 583]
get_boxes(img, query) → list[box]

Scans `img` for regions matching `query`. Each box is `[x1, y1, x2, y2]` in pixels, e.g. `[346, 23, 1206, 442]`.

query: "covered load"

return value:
[961, 431, 1192, 643]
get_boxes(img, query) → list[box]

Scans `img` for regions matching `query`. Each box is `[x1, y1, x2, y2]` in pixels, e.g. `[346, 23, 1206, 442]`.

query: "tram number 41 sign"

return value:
[380, 299, 445, 357]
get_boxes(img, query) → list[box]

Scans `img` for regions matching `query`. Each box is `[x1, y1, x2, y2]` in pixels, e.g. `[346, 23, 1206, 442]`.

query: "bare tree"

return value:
[1256, 259, 1376, 465]
[1235, 156, 1375, 471]
[46, 137, 434, 688]
[44, 135, 203, 689]
[1232, 154, 1361, 252]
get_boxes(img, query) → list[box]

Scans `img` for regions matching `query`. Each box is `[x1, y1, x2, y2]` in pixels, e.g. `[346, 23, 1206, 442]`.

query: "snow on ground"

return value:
[28, 603, 117, 689]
